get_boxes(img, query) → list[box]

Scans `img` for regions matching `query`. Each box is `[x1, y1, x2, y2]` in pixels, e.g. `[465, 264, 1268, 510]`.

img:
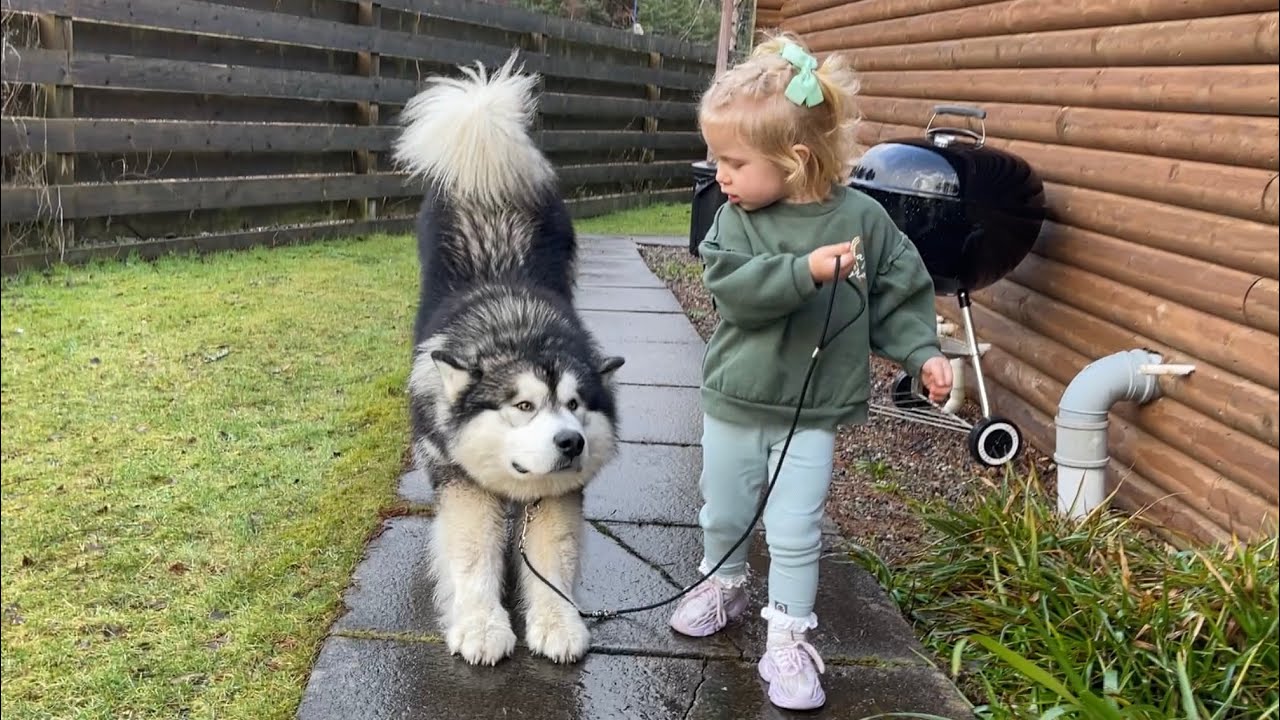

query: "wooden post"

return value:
[36, 13, 74, 187]
[528, 31, 546, 134]
[643, 50, 662, 204]
[714, 0, 735, 78]
[354, 1, 380, 220]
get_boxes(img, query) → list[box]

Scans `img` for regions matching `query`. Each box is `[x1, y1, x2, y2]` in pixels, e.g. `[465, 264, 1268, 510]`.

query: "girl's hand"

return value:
[920, 356, 954, 403]
[807, 238, 858, 284]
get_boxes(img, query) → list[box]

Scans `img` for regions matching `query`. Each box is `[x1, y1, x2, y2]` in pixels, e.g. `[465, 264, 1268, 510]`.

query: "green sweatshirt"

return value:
[697, 184, 943, 430]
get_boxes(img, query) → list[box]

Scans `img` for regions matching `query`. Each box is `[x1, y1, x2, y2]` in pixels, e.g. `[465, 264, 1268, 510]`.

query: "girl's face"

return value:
[702, 121, 789, 212]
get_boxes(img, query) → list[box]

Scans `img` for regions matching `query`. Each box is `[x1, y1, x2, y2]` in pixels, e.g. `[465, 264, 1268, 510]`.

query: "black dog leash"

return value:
[520, 255, 867, 619]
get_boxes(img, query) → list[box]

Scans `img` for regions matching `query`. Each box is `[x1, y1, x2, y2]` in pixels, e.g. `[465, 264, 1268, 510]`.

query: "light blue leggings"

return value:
[698, 413, 835, 618]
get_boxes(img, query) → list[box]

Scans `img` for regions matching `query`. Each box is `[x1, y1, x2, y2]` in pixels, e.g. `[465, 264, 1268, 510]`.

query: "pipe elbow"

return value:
[1058, 348, 1164, 422]
[1055, 348, 1166, 519]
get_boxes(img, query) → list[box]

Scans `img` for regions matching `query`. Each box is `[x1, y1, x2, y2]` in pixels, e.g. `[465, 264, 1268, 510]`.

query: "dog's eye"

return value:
[566, 399, 579, 411]
[514, 401, 535, 412]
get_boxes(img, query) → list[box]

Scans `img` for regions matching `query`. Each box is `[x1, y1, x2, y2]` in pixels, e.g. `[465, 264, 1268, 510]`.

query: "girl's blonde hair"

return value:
[699, 32, 861, 201]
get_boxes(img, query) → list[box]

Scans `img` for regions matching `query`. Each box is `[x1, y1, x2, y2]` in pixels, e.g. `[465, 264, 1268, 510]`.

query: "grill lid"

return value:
[850, 104, 1043, 211]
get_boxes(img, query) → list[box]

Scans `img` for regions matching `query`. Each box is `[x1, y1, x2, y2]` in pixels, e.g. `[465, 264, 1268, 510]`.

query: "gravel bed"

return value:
[636, 244, 1054, 564]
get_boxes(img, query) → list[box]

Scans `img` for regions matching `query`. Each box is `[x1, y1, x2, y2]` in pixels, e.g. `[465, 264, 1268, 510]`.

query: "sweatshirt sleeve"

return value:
[866, 220, 944, 379]
[698, 206, 818, 330]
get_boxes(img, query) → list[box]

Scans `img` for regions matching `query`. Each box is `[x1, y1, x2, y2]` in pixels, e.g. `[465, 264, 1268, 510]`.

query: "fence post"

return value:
[527, 31, 546, 135]
[34, 12, 74, 248]
[643, 50, 662, 207]
[355, 1, 380, 221]
[35, 13, 74, 186]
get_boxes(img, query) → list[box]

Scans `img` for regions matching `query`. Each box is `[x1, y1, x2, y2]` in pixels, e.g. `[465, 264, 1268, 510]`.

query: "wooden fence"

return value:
[780, 0, 1279, 545]
[0, 0, 717, 272]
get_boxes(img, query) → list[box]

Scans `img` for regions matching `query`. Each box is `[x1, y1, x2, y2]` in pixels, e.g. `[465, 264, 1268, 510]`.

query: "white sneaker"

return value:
[668, 563, 749, 638]
[757, 607, 826, 710]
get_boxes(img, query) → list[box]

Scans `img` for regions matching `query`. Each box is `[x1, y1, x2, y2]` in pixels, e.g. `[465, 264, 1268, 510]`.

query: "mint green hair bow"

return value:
[780, 43, 824, 107]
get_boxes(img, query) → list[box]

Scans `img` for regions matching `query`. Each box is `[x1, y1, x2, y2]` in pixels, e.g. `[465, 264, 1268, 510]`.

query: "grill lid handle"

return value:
[926, 104, 987, 148]
[932, 104, 987, 120]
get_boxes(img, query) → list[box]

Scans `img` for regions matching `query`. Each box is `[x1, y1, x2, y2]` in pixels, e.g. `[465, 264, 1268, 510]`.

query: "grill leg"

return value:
[957, 290, 992, 417]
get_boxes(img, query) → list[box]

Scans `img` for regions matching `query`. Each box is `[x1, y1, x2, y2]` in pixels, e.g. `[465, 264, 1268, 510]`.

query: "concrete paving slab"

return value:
[599, 340, 704, 387]
[574, 286, 684, 313]
[579, 242, 641, 259]
[297, 636, 703, 720]
[398, 468, 433, 506]
[615, 385, 703, 445]
[602, 523, 930, 665]
[689, 660, 975, 720]
[328, 516, 737, 659]
[630, 235, 690, 248]
[576, 256, 667, 289]
[584, 442, 703, 525]
[581, 309, 703, 346]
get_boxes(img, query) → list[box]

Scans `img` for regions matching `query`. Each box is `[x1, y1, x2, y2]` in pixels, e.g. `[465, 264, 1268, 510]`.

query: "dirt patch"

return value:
[637, 244, 1054, 564]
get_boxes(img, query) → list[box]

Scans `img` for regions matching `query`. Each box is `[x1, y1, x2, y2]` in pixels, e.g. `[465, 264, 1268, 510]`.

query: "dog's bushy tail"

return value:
[393, 52, 554, 206]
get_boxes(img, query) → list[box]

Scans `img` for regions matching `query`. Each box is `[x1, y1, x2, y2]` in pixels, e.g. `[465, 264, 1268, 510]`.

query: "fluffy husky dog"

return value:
[393, 54, 624, 667]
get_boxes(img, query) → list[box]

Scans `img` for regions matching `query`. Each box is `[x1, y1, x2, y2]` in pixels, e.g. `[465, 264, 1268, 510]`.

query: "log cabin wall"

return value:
[755, 0, 785, 31]
[776, 0, 1279, 545]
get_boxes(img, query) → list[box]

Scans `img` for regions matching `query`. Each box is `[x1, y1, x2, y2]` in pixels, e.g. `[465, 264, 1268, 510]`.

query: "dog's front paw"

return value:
[526, 608, 590, 664]
[446, 607, 516, 666]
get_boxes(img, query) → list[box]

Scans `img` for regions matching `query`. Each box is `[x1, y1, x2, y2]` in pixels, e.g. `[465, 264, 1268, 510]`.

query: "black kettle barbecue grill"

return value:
[688, 104, 1046, 467]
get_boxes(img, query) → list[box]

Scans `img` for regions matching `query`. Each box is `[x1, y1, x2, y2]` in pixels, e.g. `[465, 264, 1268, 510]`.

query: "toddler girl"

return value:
[669, 34, 954, 711]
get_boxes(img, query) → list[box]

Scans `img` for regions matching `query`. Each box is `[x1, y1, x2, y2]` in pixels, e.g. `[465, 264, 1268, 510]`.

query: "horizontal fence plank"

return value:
[0, 217, 415, 274]
[4, 49, 418, 103]
[1, 118, 705, 156]
[539, 130, 704, 153]
[1, 117, 398, 154]
[1, 173, 418, 222]
[2, 46, 707, 104]
[375, 0, 716, 63]
[557, 160, 691, 187]
[2, 162, 688, 222]
[13, 0, 378, 54]
[540, 93, 698, 121]
[854, 65, 1279, 117]
[836, 12, 1280, 71]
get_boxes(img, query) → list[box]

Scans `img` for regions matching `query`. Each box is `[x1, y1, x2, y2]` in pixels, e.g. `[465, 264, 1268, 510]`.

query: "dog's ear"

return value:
[598, 355, 625, 381]
[431, 350, 476, 401]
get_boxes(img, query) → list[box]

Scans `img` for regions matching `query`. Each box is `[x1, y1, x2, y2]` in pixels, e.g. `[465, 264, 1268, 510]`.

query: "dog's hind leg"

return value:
[517, 490, 591, 664]
[429, 481, 516, 666]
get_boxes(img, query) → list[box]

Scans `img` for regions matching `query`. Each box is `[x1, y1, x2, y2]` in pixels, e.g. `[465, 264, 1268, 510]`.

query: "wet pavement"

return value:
[296, 235, 974, 720]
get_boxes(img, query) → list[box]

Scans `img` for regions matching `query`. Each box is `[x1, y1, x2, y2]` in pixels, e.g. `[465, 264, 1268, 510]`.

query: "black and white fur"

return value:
[394, 54, 624, 666]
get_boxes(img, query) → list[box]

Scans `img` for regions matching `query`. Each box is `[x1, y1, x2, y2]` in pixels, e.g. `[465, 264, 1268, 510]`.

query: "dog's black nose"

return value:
[554, 430, 585, 458]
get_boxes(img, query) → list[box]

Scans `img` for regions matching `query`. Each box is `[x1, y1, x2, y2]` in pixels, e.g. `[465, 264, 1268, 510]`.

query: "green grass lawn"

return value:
[573, 201, 691, 237]
[1, 236, 419, 719]
[0, 201, 693, 719]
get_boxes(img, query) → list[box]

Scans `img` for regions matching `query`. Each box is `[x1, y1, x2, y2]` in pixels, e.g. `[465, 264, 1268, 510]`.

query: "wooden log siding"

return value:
[780, 0, 1280, 543]
[1, 0, 717, 260]
[801, 1, 1279, 53]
